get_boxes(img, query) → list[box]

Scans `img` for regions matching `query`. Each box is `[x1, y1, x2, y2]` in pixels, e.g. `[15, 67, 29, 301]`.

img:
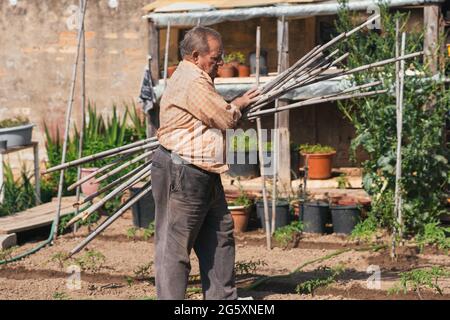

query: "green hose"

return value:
[0, 219, 56, 265]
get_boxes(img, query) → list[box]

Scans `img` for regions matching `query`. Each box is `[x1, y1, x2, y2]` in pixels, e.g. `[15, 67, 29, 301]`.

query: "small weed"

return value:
[0, 246, 18, 261]
[52, 292, 70, 300]
[126, 227, 138, 240]
[142, 222, 155, 241]
[74, 249, 105, 273]
[388, 267, 450, 299]
[186, 287, 202, 294]
[415, 222, 450, 253]
[273, 221, 304, 247]
[296, 265, 345, 296]
[336, 173, 351, 189]
[50, 252, 70, 269]
[235, 259, 267, 275]
[125, 276, 134, 287]
[133, 262, 153, 280]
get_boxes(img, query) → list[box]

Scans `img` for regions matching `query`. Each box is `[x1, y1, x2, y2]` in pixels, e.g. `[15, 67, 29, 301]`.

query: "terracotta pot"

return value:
[238, 64, 250, 77]
[229, 205, 251, 233]
[80, 167, 100, 196]
[218, 64, 235, 78]
[301, 151, 336, 179]
[338, 197, 371, 207]
[167, 65, 177, 78]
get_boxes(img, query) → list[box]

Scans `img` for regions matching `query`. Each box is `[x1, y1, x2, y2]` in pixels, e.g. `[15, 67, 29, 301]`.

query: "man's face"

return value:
[195, 36, 224, 80]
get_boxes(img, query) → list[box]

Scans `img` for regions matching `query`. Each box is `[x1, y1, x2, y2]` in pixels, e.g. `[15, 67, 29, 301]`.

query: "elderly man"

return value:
[152, 26, 259, 300]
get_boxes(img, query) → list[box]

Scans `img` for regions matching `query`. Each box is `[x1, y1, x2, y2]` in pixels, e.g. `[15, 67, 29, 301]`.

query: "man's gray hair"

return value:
[179, 26, 222, 58]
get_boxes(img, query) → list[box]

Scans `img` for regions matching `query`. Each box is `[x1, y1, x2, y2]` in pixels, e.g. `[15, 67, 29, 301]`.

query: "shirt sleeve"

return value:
[185, 77, 241, 131]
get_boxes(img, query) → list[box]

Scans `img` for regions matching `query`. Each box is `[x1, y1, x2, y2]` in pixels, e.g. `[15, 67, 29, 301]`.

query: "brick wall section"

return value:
[0, 0, 151, 169]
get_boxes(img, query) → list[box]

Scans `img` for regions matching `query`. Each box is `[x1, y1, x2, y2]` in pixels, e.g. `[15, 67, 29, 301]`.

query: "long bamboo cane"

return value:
[74, 0, 87, 234]
[66, 163, 152, 227]
[247, 89, 388, 120]
[68, 181, 153, 257]
[254, 26, 272, 250]
[43, 138, 158, 174]
[75, 160, 151, 206]
[163, 20, 171, 88]
[52, 0, 89, 241]
[95, 150, 153, 184]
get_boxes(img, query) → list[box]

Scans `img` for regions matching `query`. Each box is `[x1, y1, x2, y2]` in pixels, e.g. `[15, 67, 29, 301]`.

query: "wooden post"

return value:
[424, 5, 440, 74]
[277, 17, 291, 190]
[33, 143, 41, 204]
[147, 19, 160, 138]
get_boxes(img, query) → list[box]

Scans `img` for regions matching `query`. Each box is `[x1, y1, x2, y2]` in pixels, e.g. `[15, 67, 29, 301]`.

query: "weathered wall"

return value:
[0, 0, 151, 169]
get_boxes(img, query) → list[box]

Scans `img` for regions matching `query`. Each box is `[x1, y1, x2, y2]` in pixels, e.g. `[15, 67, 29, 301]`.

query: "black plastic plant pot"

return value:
[130, 186, 155, 228]
[302, 201, 330, 234]
[227, 150, 260, 178]
[330, 205, 361, 235]
[256, 200, 290, 232]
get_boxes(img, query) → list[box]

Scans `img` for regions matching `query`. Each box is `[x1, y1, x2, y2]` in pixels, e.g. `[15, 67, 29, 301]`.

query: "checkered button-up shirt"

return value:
[157, 60, 242, 174]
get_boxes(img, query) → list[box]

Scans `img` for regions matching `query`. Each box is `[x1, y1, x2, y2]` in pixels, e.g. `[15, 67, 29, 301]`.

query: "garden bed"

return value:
[0, 214, 448, 300]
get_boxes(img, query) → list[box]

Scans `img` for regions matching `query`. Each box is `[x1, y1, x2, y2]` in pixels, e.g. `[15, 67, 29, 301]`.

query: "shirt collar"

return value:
[180, 60, 213, 84]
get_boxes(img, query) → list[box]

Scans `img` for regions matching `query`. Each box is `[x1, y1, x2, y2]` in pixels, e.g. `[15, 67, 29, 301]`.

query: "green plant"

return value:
[298, 143, 336, 154]
[229, 131, 258, 152]
[336, 1, 450, 236]
[74, 249, 105, 273]
[125, 276, 134, 287]
[0, 116, 30, 128]
[58, 212, 100, 234]
[415, 222, 450, 253]
[126, 227, 138, 240]
[234, 259, 267, 275]
[296, 265, 345, 296]
[52, 292, 71, 300]
[350, 215, 379, 242]
[133, 262, 153, 280]
[142, 222, 155, 240]
[224, 52, 245, 65]
[388, 267, 450, 298]
[0, 246, 18, 261]
[336, 173, 351, 189]
[273, 221, 304, 247]
[50, 252, 70, 269]
[0, 164, 36, 217]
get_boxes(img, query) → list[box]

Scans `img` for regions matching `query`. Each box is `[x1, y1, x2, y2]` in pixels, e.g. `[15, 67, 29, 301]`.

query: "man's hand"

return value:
[231, 87, 261, 111]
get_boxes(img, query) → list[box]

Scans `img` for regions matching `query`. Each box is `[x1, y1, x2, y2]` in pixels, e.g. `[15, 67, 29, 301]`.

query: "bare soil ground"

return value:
[0, 213, 449, 300]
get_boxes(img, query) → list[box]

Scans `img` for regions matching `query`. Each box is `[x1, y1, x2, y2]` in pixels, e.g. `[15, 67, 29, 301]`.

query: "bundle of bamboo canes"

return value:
[43, 14, 423, 256]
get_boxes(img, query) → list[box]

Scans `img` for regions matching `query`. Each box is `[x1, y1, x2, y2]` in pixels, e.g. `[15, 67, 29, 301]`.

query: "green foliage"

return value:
[296, 265, 345, 296]
[336, 173, 351, 189]
[126, 227, 138, 240]
[142, 222, 155, 241]
[388, 267, 450, 297]
[336, 1, 450, 235]
[273, 221, 304, 247]
[43, 102, 147, 217]
[0, 164, 36, 217]
[0, 116, 30, 128]
[415, 222, 450, 253]
[52, 292, 71, 300]
[229, 131, 258, 152]
[50, 252, 70, 269]
[298, 144, 335, 154]
[235, 259, 267, 275]
[350, 215, 379, 242]
[0, 246, 18, 261]
[133, 262, 153, 280]
[224, 51, 246, 64]
[74, 249, 105, 273]
[58, 212, 100, 234]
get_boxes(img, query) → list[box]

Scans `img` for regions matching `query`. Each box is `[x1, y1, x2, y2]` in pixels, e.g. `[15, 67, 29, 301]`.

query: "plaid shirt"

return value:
[157, 60, 241, 174]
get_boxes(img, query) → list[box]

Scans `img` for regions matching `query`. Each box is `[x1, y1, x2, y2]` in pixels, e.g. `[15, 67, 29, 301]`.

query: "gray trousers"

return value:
[152, 146, 237, 300]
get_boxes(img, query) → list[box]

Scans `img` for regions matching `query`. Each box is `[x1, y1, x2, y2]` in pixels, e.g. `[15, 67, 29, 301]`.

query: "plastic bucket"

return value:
[130, 186, 155, 228]
[302, 201, 330, 234]
[256, 200, 290, 232]
[330, 205, 361, 234]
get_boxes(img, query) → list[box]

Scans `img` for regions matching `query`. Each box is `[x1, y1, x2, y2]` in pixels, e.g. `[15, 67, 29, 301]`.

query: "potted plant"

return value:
[227, 188, 253, 233]
[227, 132, 260, 178]
[302, 199, 331, 234]
[232, 51, 250, 77]
[0, 116, 34, 149]
[298, 143, 336, 179]
[256, 197, 291, 232]
[218, 53, 236, 78]
[329, 196, 367, 235]
[167, 60, 179, 78]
